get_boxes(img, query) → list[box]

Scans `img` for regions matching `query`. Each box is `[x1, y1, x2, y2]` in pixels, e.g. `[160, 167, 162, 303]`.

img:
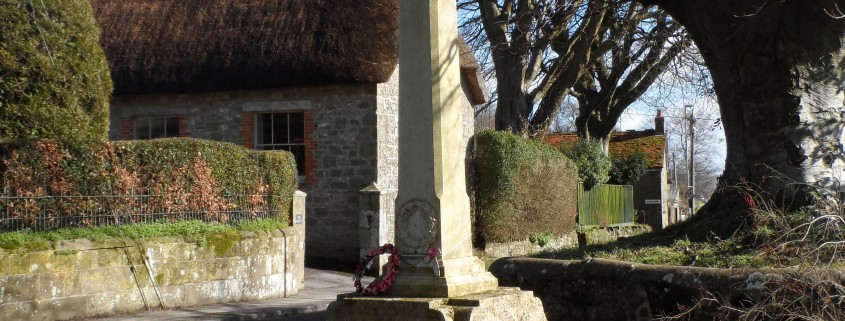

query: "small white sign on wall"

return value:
[644, 199, 661, 205]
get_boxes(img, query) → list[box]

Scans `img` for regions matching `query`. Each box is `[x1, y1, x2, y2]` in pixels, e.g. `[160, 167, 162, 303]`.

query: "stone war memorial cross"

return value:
[326, 1, 546, 320]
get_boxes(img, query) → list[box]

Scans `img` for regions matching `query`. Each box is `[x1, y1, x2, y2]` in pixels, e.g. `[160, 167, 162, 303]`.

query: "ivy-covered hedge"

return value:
[0, 0, 112, 141]
[0, 139, 297, 230]
[472, 131, 579, 244]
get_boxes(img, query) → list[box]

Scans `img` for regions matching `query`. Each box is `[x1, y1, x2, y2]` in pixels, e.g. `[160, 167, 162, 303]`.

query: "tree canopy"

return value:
[460, 0, 689, 140]
[573, 3, 689, 143]
[460, 0, 610, 133]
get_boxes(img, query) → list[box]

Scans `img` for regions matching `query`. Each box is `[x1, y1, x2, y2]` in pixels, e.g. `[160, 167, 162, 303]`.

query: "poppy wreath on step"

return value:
[353, 243, 401, 295]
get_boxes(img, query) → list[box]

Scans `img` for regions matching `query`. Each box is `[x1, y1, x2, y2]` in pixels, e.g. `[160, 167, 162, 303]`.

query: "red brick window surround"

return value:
[303, 111, 316, 186]
[119, 117, 132, 140]
[178, 115, 190, 137]
[241, 112, 255, 149]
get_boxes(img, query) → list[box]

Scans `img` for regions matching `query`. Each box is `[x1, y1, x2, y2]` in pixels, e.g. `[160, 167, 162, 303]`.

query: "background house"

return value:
[91, 0, 486, 263]
[546, 112, 674, 229]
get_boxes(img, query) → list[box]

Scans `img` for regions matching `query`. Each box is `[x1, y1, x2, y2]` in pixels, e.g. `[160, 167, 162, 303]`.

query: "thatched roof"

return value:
[458, 39, 488, 105]
[91, 0, 400, 95]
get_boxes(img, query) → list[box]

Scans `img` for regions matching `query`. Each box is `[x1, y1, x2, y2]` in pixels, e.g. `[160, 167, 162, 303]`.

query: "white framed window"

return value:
[255, 112, 305, 180]
[134, 116, 179, 139]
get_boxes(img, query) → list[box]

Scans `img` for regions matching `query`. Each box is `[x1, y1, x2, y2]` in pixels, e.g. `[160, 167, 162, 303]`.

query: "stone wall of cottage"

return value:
[109, 85, 383, 262]
[109, 75, 477, 264]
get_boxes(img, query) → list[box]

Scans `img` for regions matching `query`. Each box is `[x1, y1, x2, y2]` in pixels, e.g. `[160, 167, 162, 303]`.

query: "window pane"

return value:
[254, 112, 306, 177]
[135, 118, 150, 139]
[272, 113, 290, 144]
[165, 117, 179, 137]
[289, 112, 304, 144]
[150, 118, 166, 139]
[259, 113, 273, 146]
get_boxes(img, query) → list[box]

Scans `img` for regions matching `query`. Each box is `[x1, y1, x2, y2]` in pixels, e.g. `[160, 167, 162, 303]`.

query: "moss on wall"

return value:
[206, 230, 240, 256]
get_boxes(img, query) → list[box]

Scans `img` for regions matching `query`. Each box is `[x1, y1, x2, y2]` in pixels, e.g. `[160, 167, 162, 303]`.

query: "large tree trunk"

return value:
[574, 103, 611, 141]
[646, 0, 845, 237]
[574, 102, 617, 152]
[494, 57, 532, 132]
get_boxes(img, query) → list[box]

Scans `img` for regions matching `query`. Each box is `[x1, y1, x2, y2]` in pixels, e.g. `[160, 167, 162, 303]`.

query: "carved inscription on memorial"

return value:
[397, 200, 438, 254]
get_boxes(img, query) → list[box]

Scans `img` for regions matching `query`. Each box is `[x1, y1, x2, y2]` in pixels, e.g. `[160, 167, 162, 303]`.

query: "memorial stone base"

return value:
[325, 287, 547, 321]
[384, 256, 499, 298]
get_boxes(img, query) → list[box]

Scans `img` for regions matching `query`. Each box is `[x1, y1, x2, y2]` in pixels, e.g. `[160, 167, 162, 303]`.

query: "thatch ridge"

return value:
[91, 0, 399, 96]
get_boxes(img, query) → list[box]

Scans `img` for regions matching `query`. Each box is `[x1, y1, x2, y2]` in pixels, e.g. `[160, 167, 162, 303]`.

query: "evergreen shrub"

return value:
[0, 0, 113, 141]
[0, 138, 297, 230]
[561, 138, 611, 189]
[472, 130, 579, 244]
[608, 151, 647, 185]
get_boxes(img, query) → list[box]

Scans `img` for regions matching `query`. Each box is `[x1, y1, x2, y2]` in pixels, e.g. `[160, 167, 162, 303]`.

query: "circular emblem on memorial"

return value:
[397, 200, 438, 254]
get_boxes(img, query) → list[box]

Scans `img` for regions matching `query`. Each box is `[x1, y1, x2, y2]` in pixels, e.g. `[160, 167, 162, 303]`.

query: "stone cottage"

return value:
[90, 0, 487, 263]
[546, 112, 674, 229]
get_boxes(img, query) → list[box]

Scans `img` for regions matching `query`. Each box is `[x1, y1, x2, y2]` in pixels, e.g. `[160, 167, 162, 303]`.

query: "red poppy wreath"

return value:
[353, 243, 401, 295]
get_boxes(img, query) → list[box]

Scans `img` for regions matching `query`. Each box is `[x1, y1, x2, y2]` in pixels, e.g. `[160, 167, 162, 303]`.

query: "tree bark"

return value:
[645, 0, 845, 235]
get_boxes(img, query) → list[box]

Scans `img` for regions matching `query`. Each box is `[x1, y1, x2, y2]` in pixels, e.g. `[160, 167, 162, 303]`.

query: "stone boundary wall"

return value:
[490, 257, 845, 321]
[483, 225, 650, 258]
[0, 226, 304, 321]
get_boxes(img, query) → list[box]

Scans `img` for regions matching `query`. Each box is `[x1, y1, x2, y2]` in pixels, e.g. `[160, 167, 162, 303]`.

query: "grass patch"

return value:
[539, 234, 772, 268]
[0, 218, 288, 252]
[559, 237, 767, 268]
[235, 218, 289, 232]
[539, 183, 845, 269]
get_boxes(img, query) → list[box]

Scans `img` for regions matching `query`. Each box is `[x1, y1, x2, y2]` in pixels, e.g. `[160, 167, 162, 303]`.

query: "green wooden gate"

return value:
[577, 183, 636, 231]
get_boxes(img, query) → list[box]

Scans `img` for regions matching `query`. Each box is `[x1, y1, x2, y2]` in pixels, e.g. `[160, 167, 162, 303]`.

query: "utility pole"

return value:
[686, 105, 696, 216]
[672, 152, 678, 189]
[672, 152, 680, 222]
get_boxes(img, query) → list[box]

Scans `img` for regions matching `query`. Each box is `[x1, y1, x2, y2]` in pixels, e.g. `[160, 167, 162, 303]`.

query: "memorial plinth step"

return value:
[326, 287, 548, 321]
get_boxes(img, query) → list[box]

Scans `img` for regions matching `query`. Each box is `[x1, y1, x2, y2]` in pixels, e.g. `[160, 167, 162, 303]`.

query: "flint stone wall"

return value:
[490, 257, 842, 321]
[0, 228, 304, 321]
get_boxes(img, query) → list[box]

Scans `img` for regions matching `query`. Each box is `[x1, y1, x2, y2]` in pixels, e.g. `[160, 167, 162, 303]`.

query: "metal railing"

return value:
[577, 183, 636, 231]
[0, 193, 283, 232]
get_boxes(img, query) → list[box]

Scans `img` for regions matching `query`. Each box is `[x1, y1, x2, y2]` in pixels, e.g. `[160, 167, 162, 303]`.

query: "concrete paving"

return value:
[88, 268, 369, 321]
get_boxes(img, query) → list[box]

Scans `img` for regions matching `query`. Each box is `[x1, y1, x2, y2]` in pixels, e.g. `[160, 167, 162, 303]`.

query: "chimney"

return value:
[655, 109, 665, 134]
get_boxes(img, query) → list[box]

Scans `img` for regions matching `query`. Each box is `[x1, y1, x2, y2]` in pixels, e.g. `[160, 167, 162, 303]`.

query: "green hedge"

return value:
[472, 131, 579, 244]
[0, 138, 297, 230]
[0, 0, 112, 141]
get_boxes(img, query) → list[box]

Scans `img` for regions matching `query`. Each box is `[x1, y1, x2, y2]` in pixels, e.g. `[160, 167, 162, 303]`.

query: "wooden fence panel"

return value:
[577, 183, 635, 230]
